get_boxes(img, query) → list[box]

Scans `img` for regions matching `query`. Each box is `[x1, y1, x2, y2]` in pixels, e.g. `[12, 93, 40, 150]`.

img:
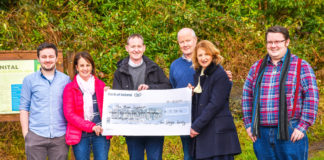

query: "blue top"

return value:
[19, 70, 70, 138]
[169, 56, 195, 88]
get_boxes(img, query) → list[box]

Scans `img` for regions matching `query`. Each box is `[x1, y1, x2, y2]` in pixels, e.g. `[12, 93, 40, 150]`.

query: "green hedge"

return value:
[1, 0, 323, 84]
[0, 1, 323, 159]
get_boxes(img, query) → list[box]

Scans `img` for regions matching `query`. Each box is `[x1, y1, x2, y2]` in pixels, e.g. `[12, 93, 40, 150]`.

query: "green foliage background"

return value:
[0, 0, 323, 159]
[1, 0, 323, 83]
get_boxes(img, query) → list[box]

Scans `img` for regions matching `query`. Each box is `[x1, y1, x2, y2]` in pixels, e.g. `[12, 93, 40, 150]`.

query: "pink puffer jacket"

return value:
[63, 75, 112, 145]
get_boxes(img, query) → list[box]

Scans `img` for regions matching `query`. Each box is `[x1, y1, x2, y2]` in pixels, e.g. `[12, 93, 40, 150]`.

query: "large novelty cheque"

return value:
[102, 88, 192, 136]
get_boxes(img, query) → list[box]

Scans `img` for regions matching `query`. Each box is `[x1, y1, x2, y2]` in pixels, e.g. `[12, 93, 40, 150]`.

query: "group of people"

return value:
[19, 26, 319, 160]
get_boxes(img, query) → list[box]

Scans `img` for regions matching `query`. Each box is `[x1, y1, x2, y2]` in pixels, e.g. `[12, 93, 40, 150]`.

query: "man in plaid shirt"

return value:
[242, 26, 319, 159]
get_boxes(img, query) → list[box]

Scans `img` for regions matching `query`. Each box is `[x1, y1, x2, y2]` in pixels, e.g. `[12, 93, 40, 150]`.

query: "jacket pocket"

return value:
[147, 74, 159, 84]
[213, 116, 236, 133]
[65, 124, 82, 145]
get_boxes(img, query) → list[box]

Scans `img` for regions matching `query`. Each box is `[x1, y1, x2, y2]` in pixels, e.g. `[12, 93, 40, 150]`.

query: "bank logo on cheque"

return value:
[134, 93, 142, 97]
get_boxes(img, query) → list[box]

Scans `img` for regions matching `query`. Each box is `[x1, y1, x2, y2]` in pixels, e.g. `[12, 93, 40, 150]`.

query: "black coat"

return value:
[112, 55, 171, 90]
[190, 63, 241, 159]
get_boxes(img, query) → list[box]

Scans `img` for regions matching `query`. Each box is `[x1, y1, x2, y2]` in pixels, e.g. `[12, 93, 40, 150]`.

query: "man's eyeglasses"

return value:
[266, 40, 286, 45]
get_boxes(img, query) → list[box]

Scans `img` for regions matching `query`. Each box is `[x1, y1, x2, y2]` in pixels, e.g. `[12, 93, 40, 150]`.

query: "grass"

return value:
[0, 119, 323, 159]
[310, 150, 324, 160]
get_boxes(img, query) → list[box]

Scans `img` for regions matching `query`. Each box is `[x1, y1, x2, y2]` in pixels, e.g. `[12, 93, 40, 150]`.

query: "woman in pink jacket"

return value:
[63, 51, 111, 160]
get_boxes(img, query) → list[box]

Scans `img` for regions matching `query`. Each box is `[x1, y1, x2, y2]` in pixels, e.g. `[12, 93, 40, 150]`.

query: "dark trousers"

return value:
[24, 130, 68, 160]
[126, 136, 164, 160]
[195, 155, 234, 160]
[181, 135, 193, 160]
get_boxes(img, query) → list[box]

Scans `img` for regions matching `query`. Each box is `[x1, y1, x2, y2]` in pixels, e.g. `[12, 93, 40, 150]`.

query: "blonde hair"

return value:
[192, 40, 223, 70]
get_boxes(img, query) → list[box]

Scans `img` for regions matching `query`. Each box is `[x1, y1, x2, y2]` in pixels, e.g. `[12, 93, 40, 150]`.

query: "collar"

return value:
[39, 69, 57, 83]
[118, 55, 157, 74]
[181, 54, 192, 62]
[267, 49, 289, 65]
[196, 62, 218, 76]
[128, 58, 144, 67]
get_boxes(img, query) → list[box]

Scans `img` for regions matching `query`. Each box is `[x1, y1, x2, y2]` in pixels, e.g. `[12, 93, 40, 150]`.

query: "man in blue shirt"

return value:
[20, 42, 70, 159]
[169, 28, 197, 160]
[170, 28, 232, 160]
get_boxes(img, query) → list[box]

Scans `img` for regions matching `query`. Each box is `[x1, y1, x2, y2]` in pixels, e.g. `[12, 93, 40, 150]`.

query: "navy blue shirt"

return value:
[169, 56, 195, 88]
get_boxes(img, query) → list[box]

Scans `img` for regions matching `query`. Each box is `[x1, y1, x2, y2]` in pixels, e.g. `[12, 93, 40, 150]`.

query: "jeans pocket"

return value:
[288, 119, 302, 141]
[289, 119, 299, 129]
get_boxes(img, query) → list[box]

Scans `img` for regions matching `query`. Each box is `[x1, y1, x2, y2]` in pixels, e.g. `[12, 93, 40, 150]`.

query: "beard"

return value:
[41, 64, 56, 72]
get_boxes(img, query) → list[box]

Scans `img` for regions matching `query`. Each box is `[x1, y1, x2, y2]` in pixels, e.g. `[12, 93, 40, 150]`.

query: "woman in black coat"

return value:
[189, 40, 241, 160]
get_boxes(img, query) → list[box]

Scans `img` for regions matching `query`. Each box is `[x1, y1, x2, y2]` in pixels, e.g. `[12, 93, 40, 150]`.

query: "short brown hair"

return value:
[73, 51, 96, 77]
[266, 26, 290, 40]
[127, 34, 144, 45]
[192, 40, 223, 70]
[37, 42, 58, 57]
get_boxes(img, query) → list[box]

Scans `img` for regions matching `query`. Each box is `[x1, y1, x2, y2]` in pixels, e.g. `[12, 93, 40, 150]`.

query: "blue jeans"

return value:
[253, 119, 308, 160]
[181, 136, 193, 160]
[73, 133, 110, 160]
[126, 136, 164, 160]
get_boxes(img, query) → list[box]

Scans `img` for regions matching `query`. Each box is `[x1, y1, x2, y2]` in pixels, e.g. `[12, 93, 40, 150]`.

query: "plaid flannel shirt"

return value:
[242, 54, 319, 133]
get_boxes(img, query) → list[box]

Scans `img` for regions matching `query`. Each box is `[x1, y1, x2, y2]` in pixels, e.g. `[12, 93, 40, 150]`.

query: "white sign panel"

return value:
[0, 60, 38, 114]
[102, 88, 192, 136]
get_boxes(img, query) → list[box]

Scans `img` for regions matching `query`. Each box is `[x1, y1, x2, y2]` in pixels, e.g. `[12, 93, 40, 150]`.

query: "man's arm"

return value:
[291, 60, 319, 142]
[242, 61, 260, 141]
[19, 76, 31, 138]
[147, 67, 171, 89]
[169, 63, 176, 88]
[242, 64, 258, 129]
[20, 110, 29, 138]
[112, 71, 122, 89]
[296, 60, 319, 133]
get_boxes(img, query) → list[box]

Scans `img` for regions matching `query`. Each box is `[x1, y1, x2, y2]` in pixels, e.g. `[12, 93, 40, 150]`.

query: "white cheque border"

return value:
[102, 88, 192, 136]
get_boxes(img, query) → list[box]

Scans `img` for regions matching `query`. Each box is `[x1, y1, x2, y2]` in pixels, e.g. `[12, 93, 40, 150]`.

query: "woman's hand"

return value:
[104, 86, 110, 91]
[190, 128, 199, 138]
[92, 125, 103, 136]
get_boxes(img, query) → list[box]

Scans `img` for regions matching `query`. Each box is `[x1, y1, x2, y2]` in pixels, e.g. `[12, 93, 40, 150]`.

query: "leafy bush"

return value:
[0, 0, 322, 83]
[0, 0, 323, 159]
